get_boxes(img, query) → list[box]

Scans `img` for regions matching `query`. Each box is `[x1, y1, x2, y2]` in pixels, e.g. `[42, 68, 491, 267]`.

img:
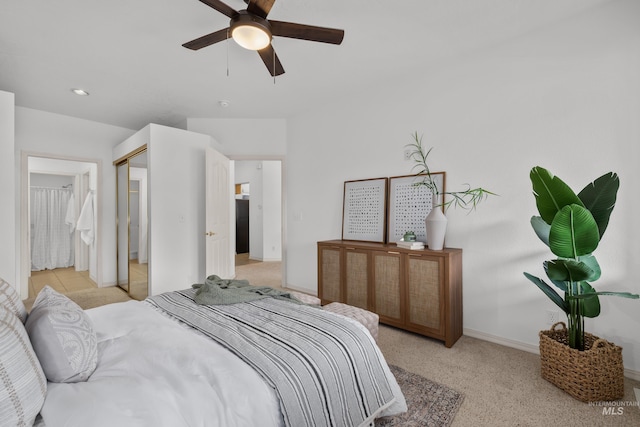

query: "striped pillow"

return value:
[0, 305, 47, 426]
[0, 278, 28, 324]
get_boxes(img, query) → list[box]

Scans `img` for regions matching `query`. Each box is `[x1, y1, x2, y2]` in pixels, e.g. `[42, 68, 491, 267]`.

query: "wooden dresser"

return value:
[317, 240, 462, 347]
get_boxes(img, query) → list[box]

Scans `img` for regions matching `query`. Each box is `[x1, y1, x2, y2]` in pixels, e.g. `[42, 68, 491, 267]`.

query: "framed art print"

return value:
[387, 172, 445, 243]
[342, 177, 388, 243]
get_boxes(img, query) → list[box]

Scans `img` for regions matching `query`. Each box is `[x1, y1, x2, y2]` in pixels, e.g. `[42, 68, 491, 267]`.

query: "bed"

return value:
[1, 279, 406, 427]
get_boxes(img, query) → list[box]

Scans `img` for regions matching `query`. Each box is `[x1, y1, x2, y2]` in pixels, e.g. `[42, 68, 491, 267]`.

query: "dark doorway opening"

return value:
[235, 199, 249, 254]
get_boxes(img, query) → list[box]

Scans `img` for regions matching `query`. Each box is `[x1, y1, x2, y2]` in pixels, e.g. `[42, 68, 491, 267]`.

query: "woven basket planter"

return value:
[539, 322, 624, 402]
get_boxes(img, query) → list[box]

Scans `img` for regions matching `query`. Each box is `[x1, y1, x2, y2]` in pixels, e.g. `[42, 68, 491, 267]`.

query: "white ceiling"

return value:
[0, 0, 613, 130]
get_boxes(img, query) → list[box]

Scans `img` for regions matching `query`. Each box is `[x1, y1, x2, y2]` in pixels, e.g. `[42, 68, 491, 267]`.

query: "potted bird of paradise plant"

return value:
[523, 166, 638, 402]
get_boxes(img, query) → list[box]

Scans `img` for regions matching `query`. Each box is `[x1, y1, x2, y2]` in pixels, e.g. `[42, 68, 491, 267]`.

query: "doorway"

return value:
[232, 159, 284, 287]
[20, 153, 101, 300]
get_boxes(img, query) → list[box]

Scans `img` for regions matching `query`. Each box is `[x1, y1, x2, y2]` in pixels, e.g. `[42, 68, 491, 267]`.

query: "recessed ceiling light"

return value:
[218, 100, 231, 108]
[71, 88, 89, 96]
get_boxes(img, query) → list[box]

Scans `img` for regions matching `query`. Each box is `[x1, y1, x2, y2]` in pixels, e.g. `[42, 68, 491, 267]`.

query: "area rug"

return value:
[377, 365, 464, 427]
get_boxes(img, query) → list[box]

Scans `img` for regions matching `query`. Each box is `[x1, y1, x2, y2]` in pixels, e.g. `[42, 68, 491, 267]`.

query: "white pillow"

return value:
[0, 277, 28, 324]
[0, 305, 47, 426]
[25, 286, 98, 383]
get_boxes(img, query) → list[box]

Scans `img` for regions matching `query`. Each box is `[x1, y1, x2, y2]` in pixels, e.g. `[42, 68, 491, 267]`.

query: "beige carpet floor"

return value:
[378, 325, 640, 426]
[234, 254, 283, 288]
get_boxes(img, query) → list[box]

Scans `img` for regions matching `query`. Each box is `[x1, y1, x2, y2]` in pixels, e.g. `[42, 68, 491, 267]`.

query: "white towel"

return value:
[65, 193, 76, 233]
[77, 193, 95, 245]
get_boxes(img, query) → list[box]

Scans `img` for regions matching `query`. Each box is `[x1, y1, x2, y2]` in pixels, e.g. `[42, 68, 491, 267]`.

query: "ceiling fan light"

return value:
[232, 24, 271, 50]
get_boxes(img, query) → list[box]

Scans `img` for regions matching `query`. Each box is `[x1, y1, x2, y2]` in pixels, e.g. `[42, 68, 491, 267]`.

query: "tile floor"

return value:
[29, 267, 97, 298]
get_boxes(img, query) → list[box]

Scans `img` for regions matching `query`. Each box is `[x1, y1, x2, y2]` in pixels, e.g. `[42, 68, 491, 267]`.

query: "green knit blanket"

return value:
[192, 275, 304, 306]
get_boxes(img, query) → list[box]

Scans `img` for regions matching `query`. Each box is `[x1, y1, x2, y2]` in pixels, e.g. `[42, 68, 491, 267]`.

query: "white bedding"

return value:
[40, 301, 283, 427]
[39, 300, 405, 427]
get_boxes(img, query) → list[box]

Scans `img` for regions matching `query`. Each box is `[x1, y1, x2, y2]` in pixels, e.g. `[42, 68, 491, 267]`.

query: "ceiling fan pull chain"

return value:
[273, 44, 276, 84]
[226, 28, 230, 77]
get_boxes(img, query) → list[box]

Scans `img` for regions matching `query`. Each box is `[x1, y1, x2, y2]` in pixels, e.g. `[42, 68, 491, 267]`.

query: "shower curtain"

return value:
[31, 187, 75, 271]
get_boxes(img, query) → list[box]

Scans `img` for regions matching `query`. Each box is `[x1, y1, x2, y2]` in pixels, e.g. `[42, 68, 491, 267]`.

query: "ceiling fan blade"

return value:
[270, 20, 344, 45]
[257, 45, 285, 76]
[199, 0, 237, 18]
[182, 28, 229, 50]
[246, 0, 275, 19]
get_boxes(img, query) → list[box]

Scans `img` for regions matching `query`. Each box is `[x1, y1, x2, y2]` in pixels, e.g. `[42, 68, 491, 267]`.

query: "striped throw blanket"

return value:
[146, 289, 397, 427]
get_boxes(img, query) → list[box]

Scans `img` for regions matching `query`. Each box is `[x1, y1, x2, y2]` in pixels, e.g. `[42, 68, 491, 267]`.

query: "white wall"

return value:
[285, 0, 640, 373]
[15, 107, 135, 293]
[262, 161, 282, 261]
[186, 118, 286, 157]
[0, 91, 15, 287]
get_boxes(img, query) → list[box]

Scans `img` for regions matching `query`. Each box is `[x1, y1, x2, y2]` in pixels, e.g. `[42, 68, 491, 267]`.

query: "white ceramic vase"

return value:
[425, 193, 447, 250]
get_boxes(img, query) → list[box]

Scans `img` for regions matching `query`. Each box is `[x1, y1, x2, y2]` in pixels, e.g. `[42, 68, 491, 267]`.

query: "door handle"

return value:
[205, 231, 216, 236]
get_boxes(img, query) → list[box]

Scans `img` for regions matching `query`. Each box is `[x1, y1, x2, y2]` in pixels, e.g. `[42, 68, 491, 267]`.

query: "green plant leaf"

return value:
[570, 291, 640, 299]
[523, 272, 568, 313]
[577, 172, 619, 239]
[549, 204, 600, 258]
[549, 279, 568, 292]
[530, 167, 583, 224]
[530, 216, 550, 247]
[578, 254, 601, 282]
[544, 259, 594, 282]
[579, 282, 600, 318]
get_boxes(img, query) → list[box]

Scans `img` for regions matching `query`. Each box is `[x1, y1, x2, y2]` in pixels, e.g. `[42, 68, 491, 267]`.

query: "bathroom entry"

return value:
[24, 156, 99, 298]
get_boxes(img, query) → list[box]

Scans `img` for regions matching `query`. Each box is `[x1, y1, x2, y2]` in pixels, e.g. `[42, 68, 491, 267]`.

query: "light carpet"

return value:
[377, 365, 464, 426]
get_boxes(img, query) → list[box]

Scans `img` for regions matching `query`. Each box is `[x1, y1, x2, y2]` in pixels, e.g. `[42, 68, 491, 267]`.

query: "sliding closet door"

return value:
[115, 148, 148, 299]
[128, 151, 148, 300]
[116, 162, 129, 292]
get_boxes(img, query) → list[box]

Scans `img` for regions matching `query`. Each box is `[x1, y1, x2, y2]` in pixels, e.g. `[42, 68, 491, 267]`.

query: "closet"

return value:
[115, 147, 148, 300]
[113, 123, 229, 297]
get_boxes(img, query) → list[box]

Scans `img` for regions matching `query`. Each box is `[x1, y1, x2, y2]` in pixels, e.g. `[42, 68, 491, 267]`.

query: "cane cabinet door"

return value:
[318, 243, 342, 304]
[344, 247, 370, 310]
[405, 252, 445, 336]
[371, 250, 403, 327]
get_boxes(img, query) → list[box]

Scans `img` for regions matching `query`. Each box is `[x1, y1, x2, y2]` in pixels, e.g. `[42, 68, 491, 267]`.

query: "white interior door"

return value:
[205, 147, 234, 279]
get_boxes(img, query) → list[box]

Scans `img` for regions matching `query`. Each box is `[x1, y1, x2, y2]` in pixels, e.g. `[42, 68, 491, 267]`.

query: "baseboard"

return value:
[245, 256, 282, 262]
[464, 328, 540, 354]
[282, 284, 317, 296]
[463, 328, 640, 382]
[98, 281, 116, 288]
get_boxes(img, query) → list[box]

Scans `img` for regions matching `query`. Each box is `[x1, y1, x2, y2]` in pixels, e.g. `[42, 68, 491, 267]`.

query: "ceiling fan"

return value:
[182, 0, 345, 76]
